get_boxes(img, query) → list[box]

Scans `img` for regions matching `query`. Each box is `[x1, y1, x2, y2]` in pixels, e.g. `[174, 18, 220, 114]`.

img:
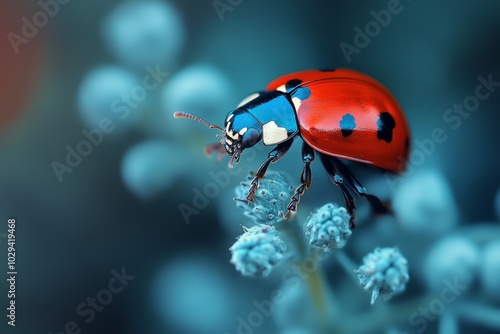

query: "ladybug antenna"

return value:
[173, 112, 225, 134]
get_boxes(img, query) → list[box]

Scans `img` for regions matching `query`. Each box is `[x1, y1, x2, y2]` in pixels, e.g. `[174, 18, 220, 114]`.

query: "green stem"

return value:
[302, 263, 329, 321]
[278, 217, 333, 332]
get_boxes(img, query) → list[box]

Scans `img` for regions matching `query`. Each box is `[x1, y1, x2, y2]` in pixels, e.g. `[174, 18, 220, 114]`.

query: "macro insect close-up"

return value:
[175, 68, 411, 227]
[1, 1, 499, 334]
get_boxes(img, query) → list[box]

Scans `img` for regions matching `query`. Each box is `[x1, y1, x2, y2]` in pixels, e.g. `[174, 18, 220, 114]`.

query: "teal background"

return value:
[1, 1, 500, 333]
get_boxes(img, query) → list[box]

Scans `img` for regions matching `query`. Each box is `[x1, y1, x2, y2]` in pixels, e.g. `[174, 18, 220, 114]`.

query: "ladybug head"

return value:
[173, 110, 262, 168]
[222, 109, 262, 165]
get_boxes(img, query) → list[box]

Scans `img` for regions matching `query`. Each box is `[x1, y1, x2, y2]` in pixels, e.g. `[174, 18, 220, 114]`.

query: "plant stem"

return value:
[302, 263, 329, 320]
[278, 217, 333, 331]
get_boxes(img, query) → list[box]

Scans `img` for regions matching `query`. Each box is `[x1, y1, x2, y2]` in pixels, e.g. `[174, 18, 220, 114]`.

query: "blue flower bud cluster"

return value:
[230, 225, 287, 277]
[304, 203, 352, 251]
[230, 169, 410, 309]
[234, 171, 294, 225]
[355, 247, 409, 304]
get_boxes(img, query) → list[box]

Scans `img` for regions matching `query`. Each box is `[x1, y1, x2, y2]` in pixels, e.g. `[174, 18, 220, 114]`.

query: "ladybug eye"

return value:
[241, 128, 261, 148]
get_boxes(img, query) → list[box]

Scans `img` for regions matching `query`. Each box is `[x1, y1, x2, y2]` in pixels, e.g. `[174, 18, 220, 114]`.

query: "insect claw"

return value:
[233, 197, 250, 204]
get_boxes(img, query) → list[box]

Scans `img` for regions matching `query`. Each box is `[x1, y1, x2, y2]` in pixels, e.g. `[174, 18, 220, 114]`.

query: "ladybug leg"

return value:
[285, 143, 315, 218]
[246, 139, 294, 201]
[329, 157, 392, 215]
[319, 154, 357, 228]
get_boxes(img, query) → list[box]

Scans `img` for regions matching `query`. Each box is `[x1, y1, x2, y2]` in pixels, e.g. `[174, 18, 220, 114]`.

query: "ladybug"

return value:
[174, 69, 410, 227]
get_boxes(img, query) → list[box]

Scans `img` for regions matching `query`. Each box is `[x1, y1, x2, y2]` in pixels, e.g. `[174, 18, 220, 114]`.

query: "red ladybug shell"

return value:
[266, 69, 410, 173]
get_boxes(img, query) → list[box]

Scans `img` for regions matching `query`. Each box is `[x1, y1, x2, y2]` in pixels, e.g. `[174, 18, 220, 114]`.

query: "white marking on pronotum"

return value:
[225, 114, 236, 136]
[227, 130, 239, 140]
[276, 84, 287, 93]
[225, 138, 233, 145]
[237, 93, 260, 108]
[262, 121, 288, 145]
[292, 97, 302, 111]
[238, 127, 248, 135]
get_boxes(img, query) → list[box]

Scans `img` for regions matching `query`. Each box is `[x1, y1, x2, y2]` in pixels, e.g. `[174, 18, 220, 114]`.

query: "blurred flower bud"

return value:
[355, 247, 409, 304]
[230, 225, 287, 277]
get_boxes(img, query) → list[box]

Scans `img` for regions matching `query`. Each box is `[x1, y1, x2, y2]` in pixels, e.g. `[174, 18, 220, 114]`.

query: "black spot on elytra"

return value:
[285, 79, 302, 92]
[339, 113, 356, 137]
[377, 112, 396, 143]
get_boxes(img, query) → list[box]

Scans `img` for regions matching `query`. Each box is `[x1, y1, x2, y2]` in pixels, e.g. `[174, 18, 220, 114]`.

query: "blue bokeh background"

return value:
[1, 1, 499, 333]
